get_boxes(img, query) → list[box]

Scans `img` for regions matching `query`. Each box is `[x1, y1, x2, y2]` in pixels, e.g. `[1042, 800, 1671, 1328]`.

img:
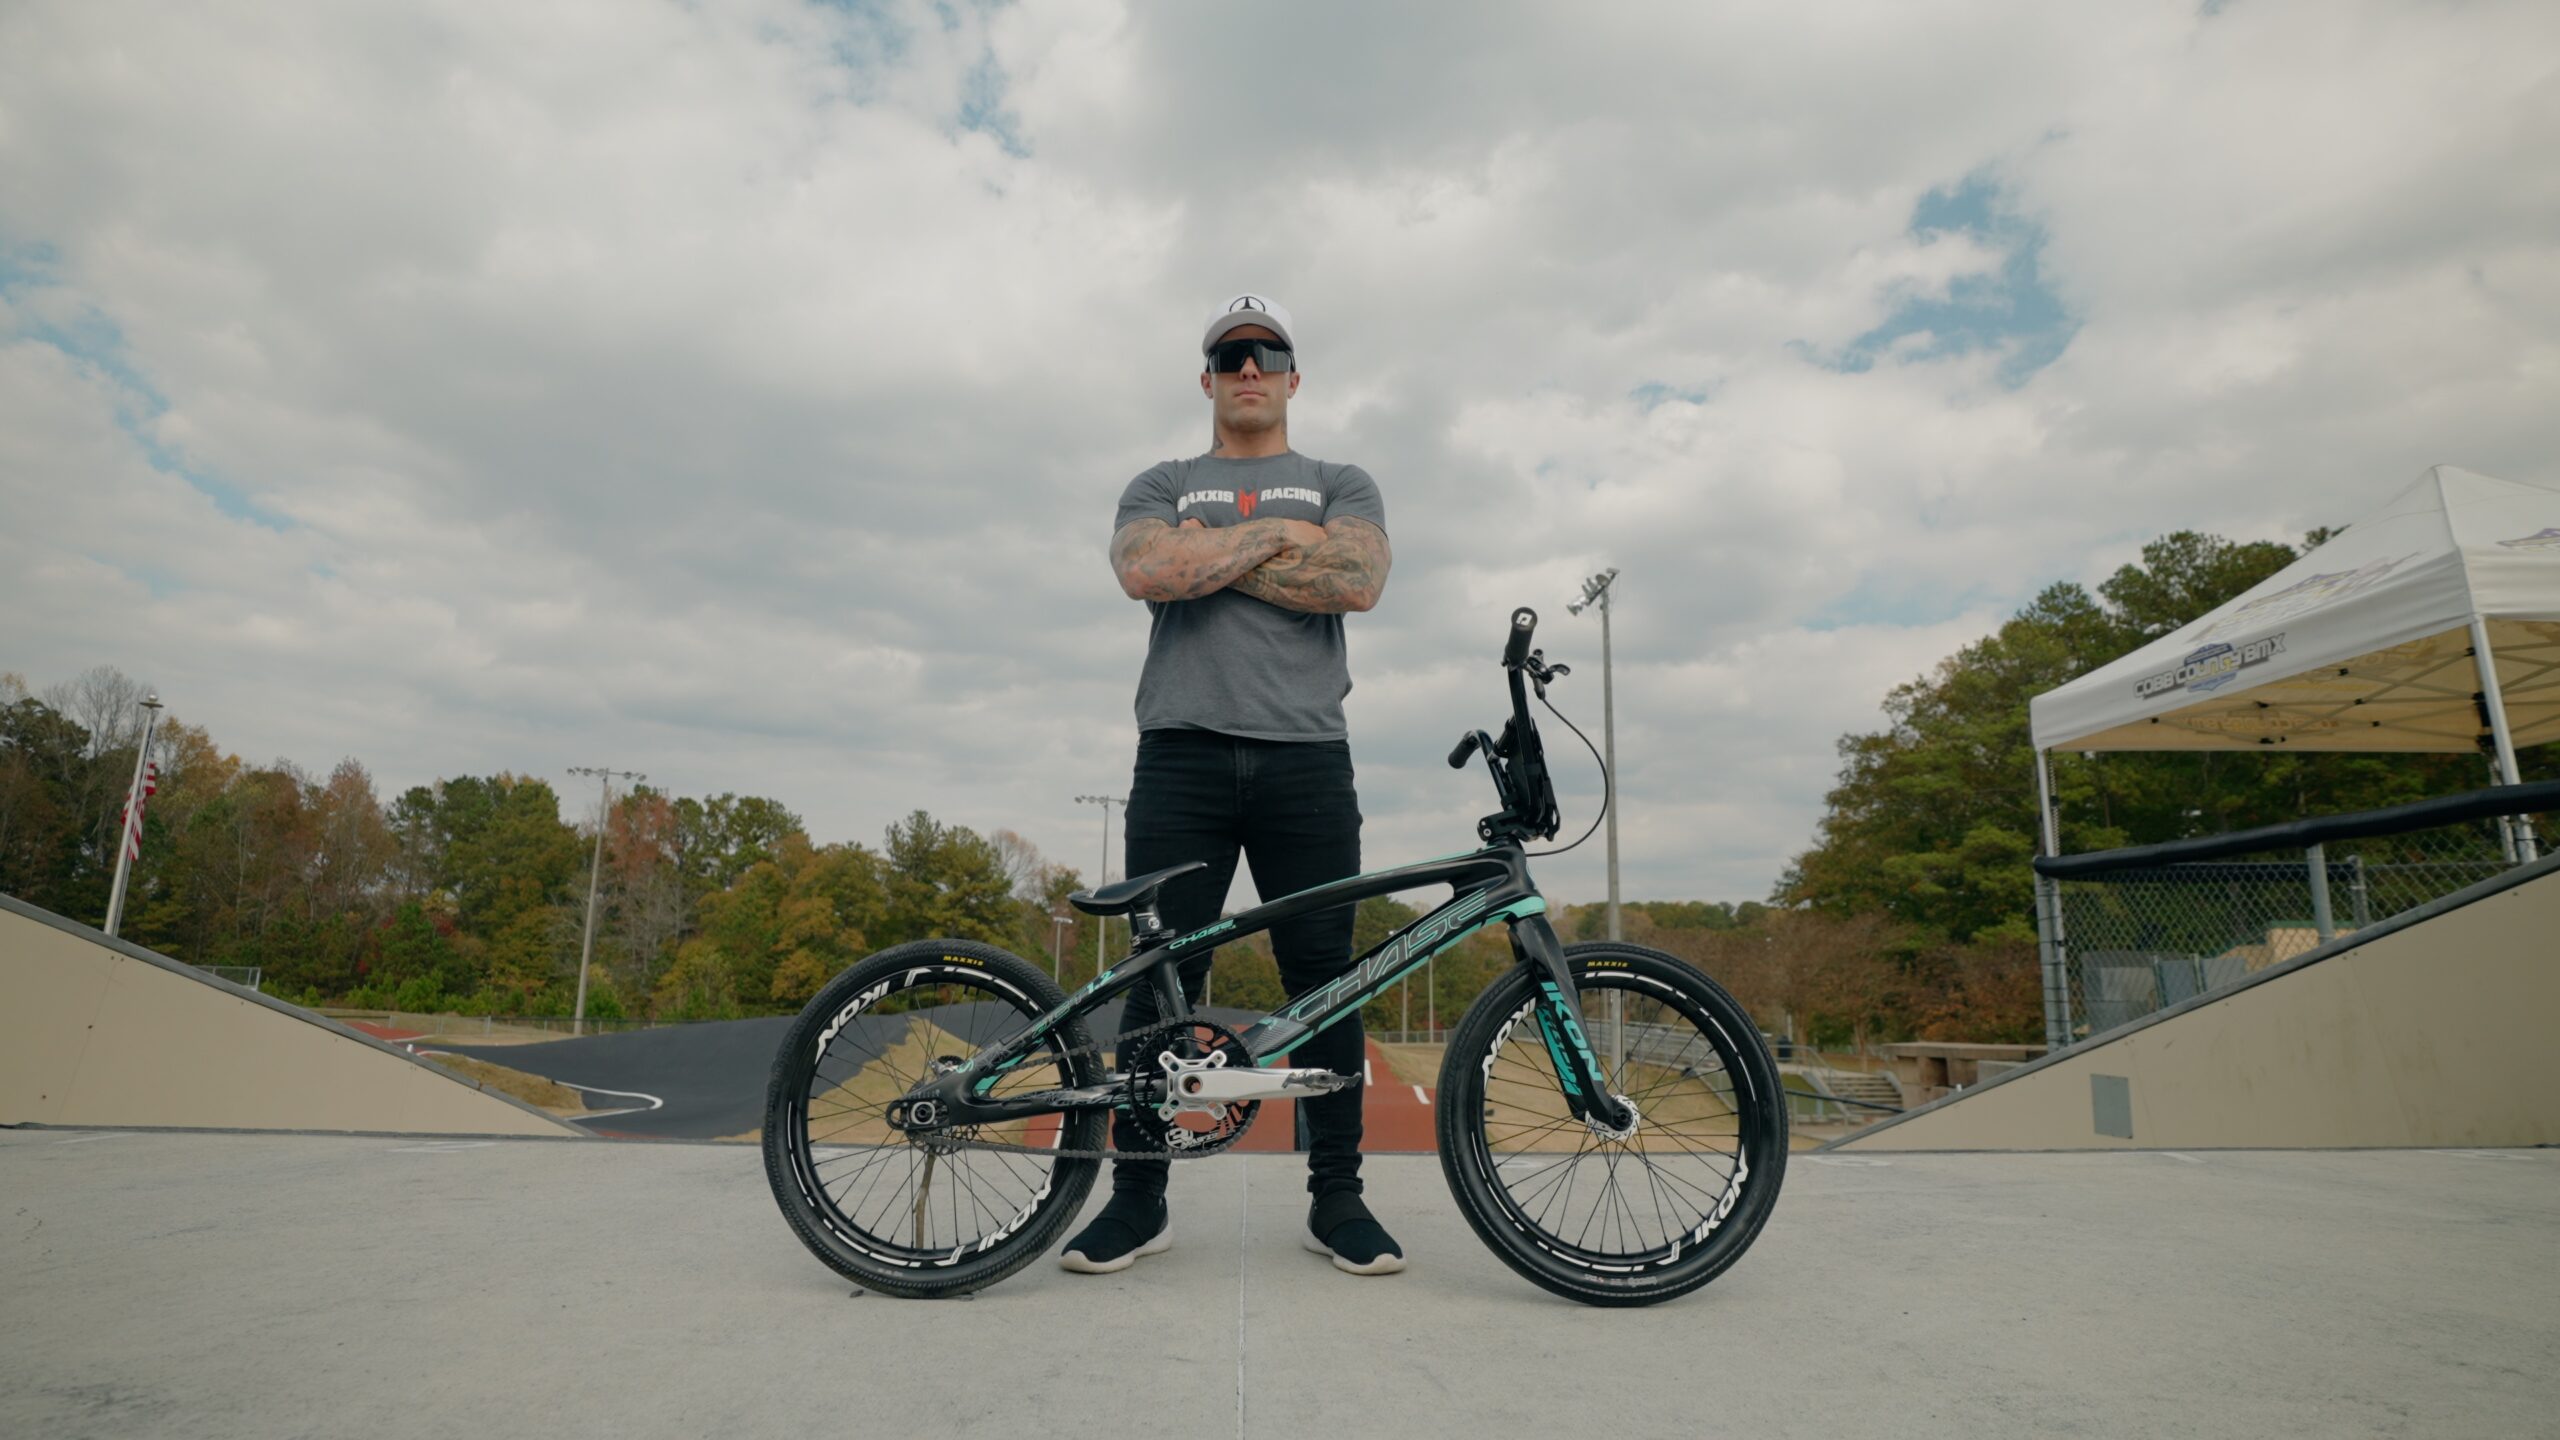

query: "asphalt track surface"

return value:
[9, 1132, 2554, 1439]
[435, 1016, 792, 1138]
[428, 1003, 1437, 1147]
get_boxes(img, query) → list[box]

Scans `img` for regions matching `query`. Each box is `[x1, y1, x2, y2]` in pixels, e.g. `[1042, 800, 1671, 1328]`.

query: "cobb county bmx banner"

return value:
[2030, 465, 2560, 757]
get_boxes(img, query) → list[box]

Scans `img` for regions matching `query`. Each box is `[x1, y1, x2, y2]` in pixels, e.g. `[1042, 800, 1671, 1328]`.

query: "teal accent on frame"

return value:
[1173, 918, 1235, 948]
[1535, 979, 1594, 1095]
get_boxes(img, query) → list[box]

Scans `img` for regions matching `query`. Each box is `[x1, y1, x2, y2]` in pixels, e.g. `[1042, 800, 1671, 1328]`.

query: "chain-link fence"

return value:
[2040, 788, 2554, 1047]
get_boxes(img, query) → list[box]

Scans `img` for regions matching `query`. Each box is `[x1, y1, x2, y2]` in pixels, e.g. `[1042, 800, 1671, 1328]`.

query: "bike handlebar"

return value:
[1503, 607, 1537, 669]
[1445, 608, 1563, 841]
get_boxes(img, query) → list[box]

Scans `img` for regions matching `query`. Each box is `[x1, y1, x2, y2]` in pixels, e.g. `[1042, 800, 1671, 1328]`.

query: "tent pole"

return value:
[2033, 747, 2071, 1052]
[2487, 754, 2520, 864]
[2469, 617, 2540, 862]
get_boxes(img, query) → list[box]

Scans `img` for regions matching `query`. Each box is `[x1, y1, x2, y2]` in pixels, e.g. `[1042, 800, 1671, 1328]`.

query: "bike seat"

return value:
[1068, 861, 1206, 918]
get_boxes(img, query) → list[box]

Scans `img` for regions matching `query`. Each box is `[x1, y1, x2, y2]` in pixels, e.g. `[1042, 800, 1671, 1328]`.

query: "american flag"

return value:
[121, 760, 159, 861]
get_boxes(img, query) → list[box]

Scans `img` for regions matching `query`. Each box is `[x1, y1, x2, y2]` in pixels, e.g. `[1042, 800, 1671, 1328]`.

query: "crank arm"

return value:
[1163, 1065, 1356, 1112]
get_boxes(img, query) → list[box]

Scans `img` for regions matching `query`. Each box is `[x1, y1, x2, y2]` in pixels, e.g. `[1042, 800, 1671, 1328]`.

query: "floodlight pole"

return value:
[1075, 794, 1127, 974]
[568, 766, 645, 1036]
[1050, 912, 1072, 981]
[2469, 618, 2540, 861]
[102, 692, 164, 938]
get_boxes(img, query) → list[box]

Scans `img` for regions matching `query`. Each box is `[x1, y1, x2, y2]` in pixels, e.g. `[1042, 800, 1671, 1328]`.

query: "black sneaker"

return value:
[1058, 1191, 1170, 1274]
[1303, 1191, 1404, 1276]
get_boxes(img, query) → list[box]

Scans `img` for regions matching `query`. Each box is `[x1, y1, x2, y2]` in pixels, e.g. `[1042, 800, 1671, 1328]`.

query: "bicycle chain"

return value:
[913, 1016, 1272, 1163]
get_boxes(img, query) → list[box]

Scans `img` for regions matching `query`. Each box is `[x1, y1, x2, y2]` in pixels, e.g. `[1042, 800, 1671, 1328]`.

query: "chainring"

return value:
[1121, 1016, 1260, 1160]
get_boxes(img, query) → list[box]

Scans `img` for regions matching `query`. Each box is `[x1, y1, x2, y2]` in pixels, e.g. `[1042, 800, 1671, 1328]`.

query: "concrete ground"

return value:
[3, 1131, 2554, 1440]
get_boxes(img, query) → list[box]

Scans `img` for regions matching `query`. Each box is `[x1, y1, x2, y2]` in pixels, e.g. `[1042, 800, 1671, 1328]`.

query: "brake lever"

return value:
[1523, 650, 1571, 700]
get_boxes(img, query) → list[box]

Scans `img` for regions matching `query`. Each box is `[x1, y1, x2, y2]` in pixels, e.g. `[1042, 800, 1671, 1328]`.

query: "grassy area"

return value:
[1373, 1042, 1444, 1089]
[421, 1053, 588, 1116]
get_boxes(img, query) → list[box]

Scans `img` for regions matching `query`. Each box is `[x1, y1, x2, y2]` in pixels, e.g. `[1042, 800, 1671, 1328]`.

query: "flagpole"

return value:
[104, 692, 164, 938]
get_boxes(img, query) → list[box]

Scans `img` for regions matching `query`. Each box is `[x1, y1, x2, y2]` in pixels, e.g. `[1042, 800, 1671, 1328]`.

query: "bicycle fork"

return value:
[1510, 914, 1637, 1134]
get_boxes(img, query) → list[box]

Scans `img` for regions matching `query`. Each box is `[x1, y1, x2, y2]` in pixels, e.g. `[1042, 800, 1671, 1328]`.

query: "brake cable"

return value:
[1524, 683, 1610, 859]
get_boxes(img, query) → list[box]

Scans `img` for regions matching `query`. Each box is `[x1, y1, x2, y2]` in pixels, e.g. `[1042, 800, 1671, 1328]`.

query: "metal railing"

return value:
[2033, 781, 2559, 1049]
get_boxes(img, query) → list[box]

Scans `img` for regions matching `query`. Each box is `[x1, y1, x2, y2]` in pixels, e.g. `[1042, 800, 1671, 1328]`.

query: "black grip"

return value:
[1448, 732, 1481, 769]
[1503, 607, 1537, 668]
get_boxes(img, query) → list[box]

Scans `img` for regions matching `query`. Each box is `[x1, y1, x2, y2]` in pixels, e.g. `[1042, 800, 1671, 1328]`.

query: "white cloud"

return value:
[4, 0, 2555, 913]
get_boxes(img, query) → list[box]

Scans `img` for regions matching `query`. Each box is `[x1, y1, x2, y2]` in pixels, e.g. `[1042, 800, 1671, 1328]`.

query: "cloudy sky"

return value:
[5, 0, 2555, 909]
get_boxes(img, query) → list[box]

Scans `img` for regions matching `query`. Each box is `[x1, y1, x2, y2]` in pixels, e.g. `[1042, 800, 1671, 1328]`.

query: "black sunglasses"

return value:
[1207, 338, 1295, 375]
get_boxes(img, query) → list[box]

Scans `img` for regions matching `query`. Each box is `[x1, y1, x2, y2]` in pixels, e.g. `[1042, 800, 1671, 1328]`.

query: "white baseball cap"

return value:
[1201, 292, 1296, 355]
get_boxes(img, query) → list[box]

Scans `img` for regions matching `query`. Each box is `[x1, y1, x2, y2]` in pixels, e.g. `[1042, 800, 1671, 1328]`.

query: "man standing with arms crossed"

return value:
[1060, 294, 1401, 1276]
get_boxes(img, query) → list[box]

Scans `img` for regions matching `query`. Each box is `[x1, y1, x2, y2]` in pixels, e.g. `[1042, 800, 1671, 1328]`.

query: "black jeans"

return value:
[1112, 728, 1366, 1200]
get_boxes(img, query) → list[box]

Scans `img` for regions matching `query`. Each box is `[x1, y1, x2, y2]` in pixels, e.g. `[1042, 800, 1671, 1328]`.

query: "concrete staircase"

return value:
[1801, 1067, 1902, 1114]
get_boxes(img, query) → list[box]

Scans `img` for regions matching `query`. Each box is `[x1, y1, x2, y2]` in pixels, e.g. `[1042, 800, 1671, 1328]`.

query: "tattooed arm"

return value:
[1227, 517, 1392, 614]
[1111, 516, 1321, 602]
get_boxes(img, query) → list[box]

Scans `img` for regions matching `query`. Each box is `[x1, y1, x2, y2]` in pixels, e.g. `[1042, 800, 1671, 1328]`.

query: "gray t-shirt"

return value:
[1114, 451, 1388, 740]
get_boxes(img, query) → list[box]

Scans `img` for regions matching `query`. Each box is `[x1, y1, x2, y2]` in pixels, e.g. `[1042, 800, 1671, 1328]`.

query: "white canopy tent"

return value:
[2031, 464, 2560, 806]
[2023, 466, 2559, 1047]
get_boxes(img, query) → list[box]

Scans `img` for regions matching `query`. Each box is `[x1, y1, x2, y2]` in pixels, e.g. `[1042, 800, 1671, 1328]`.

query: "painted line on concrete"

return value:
[545, 1081, 665, 1121]
[2429, 1149, 2540, 1160]
[1808, 1155, 1893, 1167]
[1411, 1085, 1429, 1105]
[387, 1141, 497, 1153]
[2158, 1152, 2206, 1164]
[53, 1132, 132, 1144]
[1234, 1149, 1249, 1440]
[411, 1044, 664, 1119]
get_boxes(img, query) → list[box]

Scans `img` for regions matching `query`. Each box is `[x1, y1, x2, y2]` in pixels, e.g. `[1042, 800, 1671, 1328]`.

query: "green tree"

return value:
[1782, 526, 2558, 943]
[1782, 533, 2304, 939]
[690, 833, 887, 1009]
[879, 810, 1019, 947]
[0, 677, 88, 907]
[675, 793, 803, 895]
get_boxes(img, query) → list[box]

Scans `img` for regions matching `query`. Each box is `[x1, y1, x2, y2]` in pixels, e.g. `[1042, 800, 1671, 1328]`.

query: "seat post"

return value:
[1128, 900, 1171, 950]
[1144, 943, 1191, 1022]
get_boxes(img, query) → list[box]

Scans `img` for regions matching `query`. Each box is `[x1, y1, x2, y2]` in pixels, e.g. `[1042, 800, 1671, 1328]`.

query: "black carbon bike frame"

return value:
[892, 608, 1635, 1139]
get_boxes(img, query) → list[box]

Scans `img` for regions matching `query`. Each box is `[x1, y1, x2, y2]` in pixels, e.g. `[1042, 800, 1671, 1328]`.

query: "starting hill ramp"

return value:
[0, 892, 581, 1139]
[1832, 850, 2560, 1152]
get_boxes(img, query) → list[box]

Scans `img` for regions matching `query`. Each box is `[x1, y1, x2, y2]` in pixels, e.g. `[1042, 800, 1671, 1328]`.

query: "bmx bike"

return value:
[762, 607, 1787, 1305]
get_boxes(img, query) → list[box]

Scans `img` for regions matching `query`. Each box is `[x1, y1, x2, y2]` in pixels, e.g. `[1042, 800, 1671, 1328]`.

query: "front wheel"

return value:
[1436, 942, 1788, 1306]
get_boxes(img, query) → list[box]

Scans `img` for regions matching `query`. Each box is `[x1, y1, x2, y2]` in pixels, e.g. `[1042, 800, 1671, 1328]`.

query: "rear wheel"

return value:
[1436, 942, 1787, 1306]
[762, 940, 1105, 1297]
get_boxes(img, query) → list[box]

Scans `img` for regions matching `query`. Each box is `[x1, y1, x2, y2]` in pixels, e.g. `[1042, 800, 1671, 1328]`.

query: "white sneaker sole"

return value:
[1059, 1220, 1172, 1274]
[1304, 1225, 1407, 1276]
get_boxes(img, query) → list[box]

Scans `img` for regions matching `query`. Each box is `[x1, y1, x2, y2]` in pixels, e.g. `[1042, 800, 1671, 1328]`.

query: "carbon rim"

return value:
[781, 962, 1089, 1270]
[1465, 970, 1765, 1273]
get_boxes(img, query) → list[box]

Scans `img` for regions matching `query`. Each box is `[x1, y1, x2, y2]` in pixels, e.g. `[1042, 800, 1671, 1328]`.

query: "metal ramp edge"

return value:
[1820, 846, 2560, 1152]
[1, 890, 585, 1138]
